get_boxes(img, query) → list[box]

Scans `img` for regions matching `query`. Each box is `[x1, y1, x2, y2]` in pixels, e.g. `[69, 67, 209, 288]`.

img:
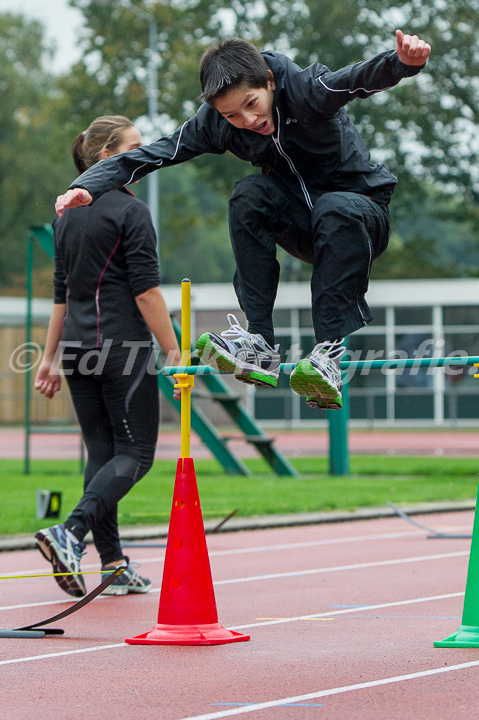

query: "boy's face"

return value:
[213, 70, 276, 135]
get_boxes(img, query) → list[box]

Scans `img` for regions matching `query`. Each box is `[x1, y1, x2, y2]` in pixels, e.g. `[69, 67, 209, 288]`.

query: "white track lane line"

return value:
[0, 550, 468, 613]
[214, 550, 469, 586]
[2, 527, 453, 577]
[0, 644, 127, 666]
[208, 530, 427, 555]
[177, 659, 479, 720]
[0, 591, 464, 667]
[230, 591, 464, 630]
[138, 528, 469, 565]
[0, 594, 114, 612]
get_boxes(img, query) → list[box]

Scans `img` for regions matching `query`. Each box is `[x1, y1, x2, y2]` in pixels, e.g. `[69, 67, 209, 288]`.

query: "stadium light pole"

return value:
[96, 1, 160, 250]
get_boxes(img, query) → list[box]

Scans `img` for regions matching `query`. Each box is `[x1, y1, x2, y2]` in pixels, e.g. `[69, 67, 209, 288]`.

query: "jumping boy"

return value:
[56, 29, 431, 409]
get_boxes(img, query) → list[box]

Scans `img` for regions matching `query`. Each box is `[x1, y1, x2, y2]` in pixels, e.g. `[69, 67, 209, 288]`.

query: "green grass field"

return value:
[1, 456, 478, 537]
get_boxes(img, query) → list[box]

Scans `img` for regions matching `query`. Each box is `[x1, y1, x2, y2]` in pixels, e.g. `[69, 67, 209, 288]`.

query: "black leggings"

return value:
[229, 174, 391, 344]
[62, 344, 159, 565]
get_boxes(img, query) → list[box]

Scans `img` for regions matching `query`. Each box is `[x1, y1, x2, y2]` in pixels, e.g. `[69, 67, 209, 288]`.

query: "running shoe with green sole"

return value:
[290, 341, 345, 410]
[195, 313, 280, 388]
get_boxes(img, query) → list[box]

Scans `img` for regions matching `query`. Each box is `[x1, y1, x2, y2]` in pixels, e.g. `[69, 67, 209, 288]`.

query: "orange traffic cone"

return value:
[125, 457, 250, 645]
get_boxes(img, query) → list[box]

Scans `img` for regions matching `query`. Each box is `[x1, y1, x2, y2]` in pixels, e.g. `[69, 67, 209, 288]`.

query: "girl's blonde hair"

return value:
[72, 115, 134, 173]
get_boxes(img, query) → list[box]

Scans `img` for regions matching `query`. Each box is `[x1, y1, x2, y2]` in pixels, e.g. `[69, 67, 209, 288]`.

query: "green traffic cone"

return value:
[434, 483, 479, 648]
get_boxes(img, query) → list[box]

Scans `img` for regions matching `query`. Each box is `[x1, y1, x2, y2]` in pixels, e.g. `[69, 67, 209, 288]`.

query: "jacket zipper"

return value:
[273, 108, 313, 211]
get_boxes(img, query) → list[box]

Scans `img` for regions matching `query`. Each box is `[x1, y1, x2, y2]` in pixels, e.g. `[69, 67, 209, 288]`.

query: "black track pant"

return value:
[229, 174, 391, 345]
[62, 344, 159, 565]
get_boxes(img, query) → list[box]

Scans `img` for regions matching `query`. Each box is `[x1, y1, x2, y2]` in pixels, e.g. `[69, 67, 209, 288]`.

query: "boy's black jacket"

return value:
[70, 49, 423, 210]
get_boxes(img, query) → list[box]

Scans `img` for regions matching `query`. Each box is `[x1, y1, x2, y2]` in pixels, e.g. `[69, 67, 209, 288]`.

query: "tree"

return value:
[0, 12, 74, 289]
[56, 1, 479, 279]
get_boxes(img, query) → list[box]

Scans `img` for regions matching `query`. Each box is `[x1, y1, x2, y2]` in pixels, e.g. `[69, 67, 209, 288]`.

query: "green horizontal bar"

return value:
[162, 356, 479, 375]
[339, 355, 479, 371]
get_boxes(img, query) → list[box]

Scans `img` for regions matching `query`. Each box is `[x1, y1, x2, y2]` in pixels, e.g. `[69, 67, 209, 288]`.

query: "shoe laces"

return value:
[103, 558, 140, 575]
[125, 560, 141, 574]
[221, 314, 275, 348]
[123, 561, 147, 584]
[74, 543, 87, 560]
[68, 539, 86, 565]
[220, 314, 279, 353]
[311, 339, 346, 364]
[221, 314, 254, 341]
[61, 526, 86, 560]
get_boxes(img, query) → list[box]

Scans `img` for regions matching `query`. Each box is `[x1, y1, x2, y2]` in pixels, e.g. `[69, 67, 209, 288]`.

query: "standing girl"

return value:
[34, 115, 181, 597]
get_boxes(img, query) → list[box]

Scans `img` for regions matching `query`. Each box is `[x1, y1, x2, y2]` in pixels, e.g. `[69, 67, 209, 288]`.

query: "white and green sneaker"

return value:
[195, 314, 280, 388]
[290, 340, 345, 410]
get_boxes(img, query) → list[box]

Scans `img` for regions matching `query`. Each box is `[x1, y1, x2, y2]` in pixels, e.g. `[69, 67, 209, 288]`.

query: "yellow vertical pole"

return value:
[181, 278, 191, 368]
[174, 279, 194, 463]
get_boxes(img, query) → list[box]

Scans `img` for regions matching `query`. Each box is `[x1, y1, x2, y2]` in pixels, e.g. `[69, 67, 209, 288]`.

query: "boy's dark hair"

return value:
[199, 39, 269, 105]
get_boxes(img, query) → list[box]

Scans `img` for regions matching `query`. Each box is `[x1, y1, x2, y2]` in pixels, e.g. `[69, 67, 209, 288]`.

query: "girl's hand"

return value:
[34, 362, 61, 399]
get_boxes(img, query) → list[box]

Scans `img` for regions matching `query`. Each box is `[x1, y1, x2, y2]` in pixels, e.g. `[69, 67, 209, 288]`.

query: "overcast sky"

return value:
[0, 0, 85, 73]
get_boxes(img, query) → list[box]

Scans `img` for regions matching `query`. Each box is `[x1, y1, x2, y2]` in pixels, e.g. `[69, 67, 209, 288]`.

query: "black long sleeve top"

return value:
[53, 187, 160, 349]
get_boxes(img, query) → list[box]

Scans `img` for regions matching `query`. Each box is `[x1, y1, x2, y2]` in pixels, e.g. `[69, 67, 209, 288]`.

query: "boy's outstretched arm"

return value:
[395, 29, 431, 66]
[55, 188, 93, 217]
[54, 106, 226, 217]
[306, 28, 431, 116]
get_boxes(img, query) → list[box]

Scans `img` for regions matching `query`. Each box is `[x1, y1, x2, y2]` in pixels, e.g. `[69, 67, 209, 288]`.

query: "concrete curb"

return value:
[0, 499, 475, 552]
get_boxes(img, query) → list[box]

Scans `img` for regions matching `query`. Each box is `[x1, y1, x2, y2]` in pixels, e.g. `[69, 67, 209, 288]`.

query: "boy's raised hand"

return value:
[395, 29, 431, 66]
[55, 188, 93, 217]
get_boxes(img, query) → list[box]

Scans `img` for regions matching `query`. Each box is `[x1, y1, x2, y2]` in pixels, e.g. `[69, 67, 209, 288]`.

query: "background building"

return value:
[2, 278, 479, 428]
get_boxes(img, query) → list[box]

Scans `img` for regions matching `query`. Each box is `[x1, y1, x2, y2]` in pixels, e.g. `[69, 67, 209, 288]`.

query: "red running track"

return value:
[2, 427, 479, 460]
[0, 510, 477, 720]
